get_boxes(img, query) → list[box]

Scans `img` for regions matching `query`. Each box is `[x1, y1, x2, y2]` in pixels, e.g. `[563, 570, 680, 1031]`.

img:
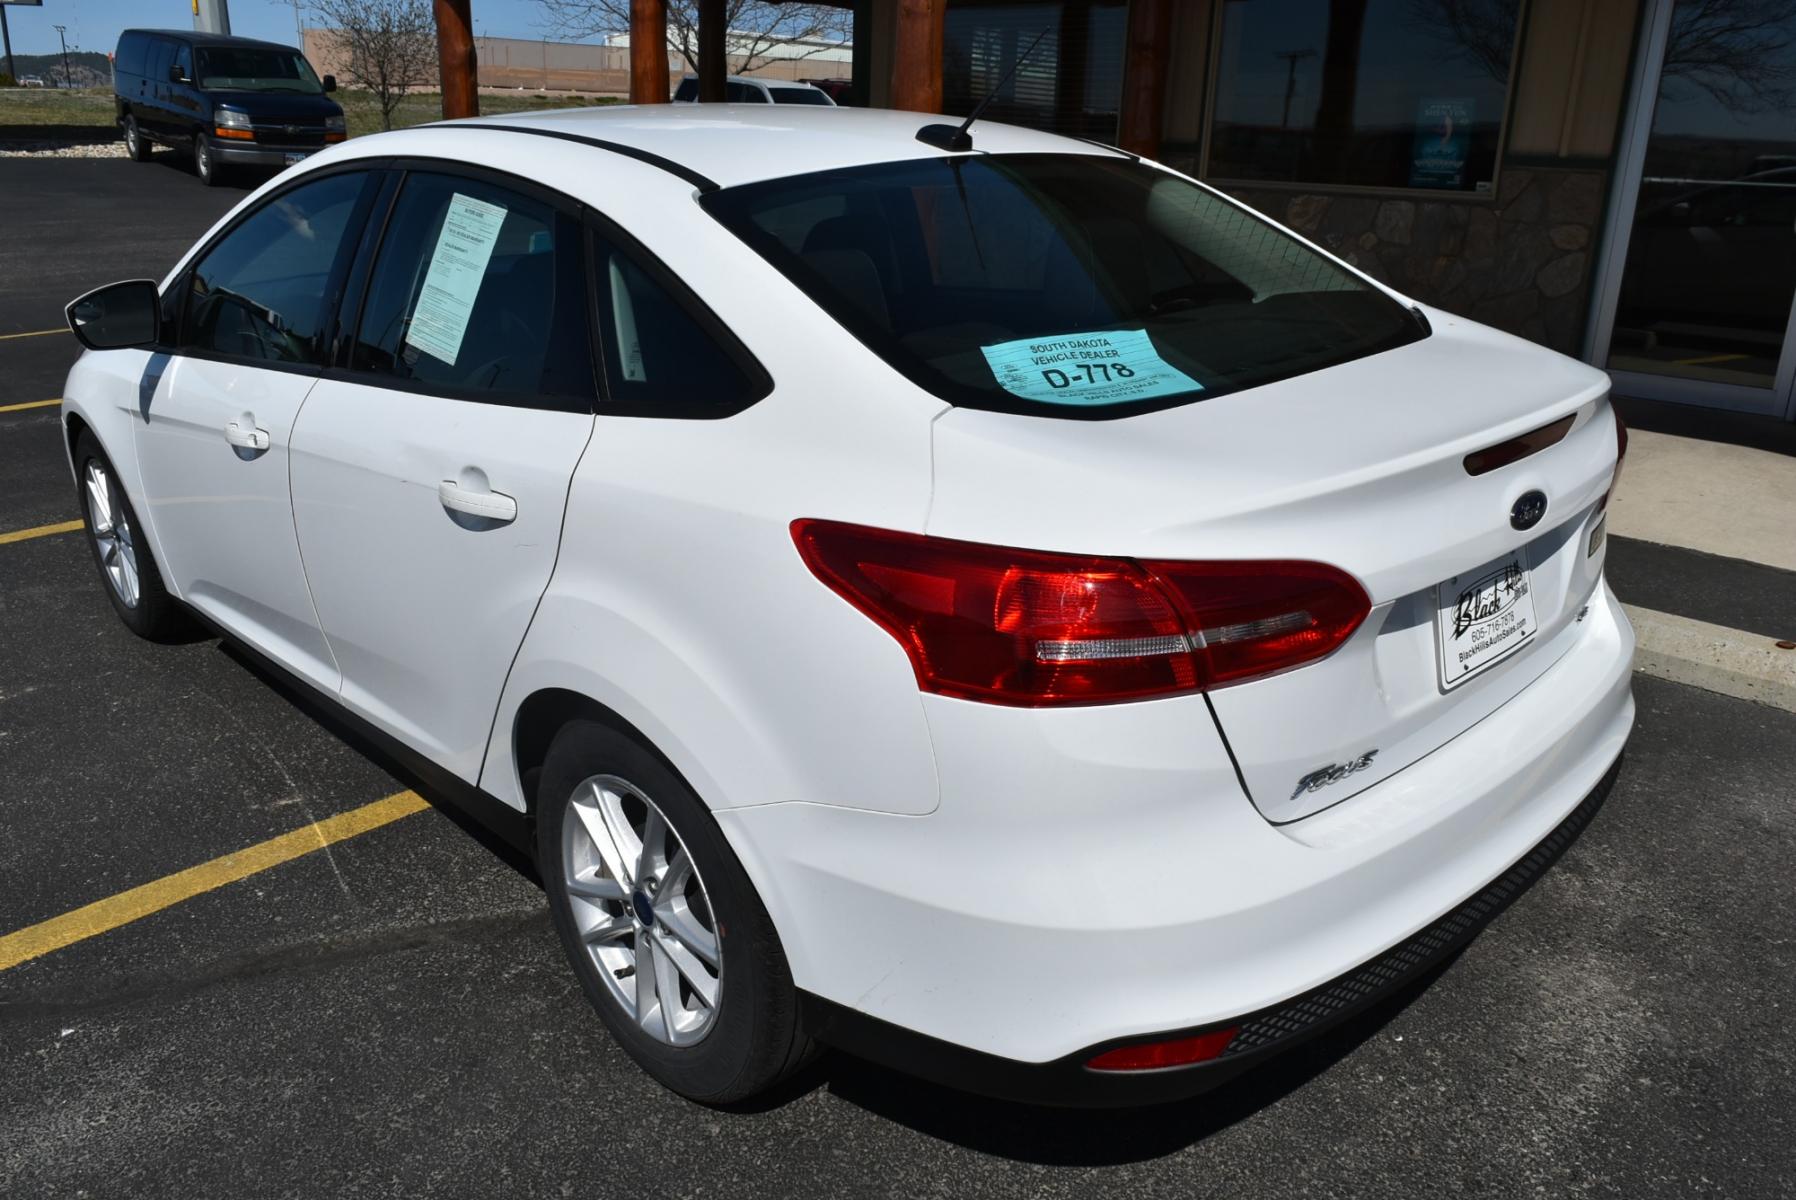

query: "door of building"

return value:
[1588, 0, 1796, 419]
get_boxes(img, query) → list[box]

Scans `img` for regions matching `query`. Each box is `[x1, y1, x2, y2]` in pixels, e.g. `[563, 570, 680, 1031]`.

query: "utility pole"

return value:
[52, 23, 70, 88]
[1, 5, 15, 87]
[291, 0, 304, 46]
[193, 0, 232, 37]
[1274, 49, 1315, 129]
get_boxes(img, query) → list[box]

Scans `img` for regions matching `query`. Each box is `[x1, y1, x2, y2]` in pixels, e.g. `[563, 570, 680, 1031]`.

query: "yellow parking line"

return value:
[0, 328, 68, 341]
[0, 790, 431, 973]
[0, 398, 61, 414]
[0, 519, 83, 545]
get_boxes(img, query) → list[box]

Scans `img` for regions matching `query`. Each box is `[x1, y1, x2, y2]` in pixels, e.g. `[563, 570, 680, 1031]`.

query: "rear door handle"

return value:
[438, 479, 517, 524]
[224, 420, 270, 452]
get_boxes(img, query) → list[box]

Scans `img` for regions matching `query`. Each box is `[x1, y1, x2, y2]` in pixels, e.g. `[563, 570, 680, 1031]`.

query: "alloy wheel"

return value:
[84, 460, 140, 609]
[562, 774, 723, 1046]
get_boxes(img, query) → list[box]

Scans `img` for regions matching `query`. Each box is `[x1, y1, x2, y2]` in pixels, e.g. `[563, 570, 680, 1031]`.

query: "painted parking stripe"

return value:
[0, 790, 431, 973]
[0, 328, 68, 341]
[0, 520, 83, 546]
[0, 398, 60, 414]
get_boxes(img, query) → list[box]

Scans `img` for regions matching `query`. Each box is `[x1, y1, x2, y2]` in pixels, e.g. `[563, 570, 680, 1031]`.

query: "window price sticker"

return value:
[979, 329, 1202, 407]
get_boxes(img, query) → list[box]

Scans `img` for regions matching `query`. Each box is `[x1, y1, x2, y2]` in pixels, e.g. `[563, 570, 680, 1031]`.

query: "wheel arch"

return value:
[511, 688, 677, 819]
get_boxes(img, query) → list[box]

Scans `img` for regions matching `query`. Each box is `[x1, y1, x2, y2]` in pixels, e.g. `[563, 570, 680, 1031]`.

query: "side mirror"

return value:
[66, 280, 162, 350]
[168, 63, 188, 83]
[322, 74, 337, 92]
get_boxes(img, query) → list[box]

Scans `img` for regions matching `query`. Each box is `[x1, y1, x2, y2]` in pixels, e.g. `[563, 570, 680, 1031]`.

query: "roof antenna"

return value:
[916, 27, 1049, 153]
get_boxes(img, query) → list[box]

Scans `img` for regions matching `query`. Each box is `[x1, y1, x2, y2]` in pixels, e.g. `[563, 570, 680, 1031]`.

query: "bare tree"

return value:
[539, 0, 850, 78]
[1403, 0, 1519, 85]
[310, 0, 438, 130]
[1658, 0, 1796, 115]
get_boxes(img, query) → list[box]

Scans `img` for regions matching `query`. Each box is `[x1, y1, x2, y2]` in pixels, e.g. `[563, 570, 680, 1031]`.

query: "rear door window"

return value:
[349, 171, 595, 409]
[589, 222, 769, 418]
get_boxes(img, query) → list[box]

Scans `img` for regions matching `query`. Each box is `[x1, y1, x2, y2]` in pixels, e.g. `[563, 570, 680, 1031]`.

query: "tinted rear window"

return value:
[702, 154, 1426, 418]
[770, 87, 831, 105]
[116, 32, 149, 77]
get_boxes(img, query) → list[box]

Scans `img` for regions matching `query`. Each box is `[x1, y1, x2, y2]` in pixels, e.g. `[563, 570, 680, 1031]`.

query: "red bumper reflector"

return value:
[1085, 1027, 1239, 1071]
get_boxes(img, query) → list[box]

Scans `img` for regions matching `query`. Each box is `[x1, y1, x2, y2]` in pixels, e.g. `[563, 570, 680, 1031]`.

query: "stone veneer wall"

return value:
[1162, 155, 1609, 357]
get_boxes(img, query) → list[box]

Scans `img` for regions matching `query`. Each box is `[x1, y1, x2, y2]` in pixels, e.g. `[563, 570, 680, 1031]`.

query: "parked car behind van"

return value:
[672, 75, 836, 106]
[113, 29, 346, 186]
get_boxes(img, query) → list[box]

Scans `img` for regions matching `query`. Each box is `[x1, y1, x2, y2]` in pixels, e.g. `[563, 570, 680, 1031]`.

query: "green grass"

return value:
[0, 86, 117, 127]
[0, 86, 620, 138]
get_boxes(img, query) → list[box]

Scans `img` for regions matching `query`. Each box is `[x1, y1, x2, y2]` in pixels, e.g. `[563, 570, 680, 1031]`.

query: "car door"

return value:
[134, 167, 383, 693]
[141, 37, 177, 139]
[288, 167, 597, 780]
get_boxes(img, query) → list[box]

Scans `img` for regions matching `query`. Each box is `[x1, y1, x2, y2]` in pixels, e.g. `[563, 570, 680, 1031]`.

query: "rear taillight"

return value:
[1595, 405, 1629, 514]
[791, 520, 1370, 706]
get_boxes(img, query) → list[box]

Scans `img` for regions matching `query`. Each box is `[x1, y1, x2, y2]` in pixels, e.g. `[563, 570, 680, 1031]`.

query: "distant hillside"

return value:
[4, 50, 113, 88]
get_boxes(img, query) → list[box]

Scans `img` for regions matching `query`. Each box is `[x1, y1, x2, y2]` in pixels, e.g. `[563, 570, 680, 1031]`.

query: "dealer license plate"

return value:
[1435, 547, 1538, 690]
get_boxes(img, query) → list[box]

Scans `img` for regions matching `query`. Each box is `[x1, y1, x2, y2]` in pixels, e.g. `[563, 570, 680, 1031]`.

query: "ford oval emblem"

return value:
[1510, 489, 1548, 531]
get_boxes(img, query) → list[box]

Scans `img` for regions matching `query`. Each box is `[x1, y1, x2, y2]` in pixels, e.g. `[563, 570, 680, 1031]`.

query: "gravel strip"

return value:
[0, 142, 131, 158]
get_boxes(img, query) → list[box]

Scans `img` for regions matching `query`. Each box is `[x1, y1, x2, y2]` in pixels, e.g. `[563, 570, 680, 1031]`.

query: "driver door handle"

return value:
[438, 479, 518, 524]
[224, 421, 270, 452]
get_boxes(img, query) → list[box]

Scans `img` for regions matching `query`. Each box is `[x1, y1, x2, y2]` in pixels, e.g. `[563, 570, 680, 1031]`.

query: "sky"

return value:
[0, 0, 591, 58]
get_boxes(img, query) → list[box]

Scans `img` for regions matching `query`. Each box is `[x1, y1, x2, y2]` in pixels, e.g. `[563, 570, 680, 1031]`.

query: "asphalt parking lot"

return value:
[3, 157, 1795, 1198]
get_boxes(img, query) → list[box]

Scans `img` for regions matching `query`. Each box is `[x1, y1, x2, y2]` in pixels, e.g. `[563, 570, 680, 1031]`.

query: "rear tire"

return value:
[123, 117, 151, 162]
[74, 432, 185, 641]
[193, 133, 222, 186]
[537, 718, 816, 1104]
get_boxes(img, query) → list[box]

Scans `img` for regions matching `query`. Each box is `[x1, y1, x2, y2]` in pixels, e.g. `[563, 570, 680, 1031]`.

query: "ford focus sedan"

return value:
[60, 106, 1633, 1106]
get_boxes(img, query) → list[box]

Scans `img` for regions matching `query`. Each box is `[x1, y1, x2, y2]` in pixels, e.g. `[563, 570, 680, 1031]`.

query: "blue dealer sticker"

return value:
[979, 329, 1202, 407]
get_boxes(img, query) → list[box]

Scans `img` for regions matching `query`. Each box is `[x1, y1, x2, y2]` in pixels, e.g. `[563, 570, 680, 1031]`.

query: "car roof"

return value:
[122, 28, 300, 52]
[453, 104, 1123, 191]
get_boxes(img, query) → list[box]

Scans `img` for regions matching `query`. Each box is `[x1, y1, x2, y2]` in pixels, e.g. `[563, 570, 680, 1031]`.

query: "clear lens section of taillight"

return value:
[1595, 405, 1629, 515]
[792, 520, 1370, 706]
[1143, 559, 1372, 688]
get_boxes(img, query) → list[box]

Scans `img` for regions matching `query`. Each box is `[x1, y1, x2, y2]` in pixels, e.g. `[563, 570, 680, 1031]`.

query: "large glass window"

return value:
[704, 154, 1424, 418]
[943, 1, 1127, 141]
[350, 172, 595, 407]
[1206, 0, 1523, 193]
[182, 171, 370, 366]
[195, 47, 325, 94]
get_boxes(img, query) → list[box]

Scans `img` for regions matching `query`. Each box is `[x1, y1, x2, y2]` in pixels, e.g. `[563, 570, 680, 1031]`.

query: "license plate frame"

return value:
[1435, 546, 1539, 690]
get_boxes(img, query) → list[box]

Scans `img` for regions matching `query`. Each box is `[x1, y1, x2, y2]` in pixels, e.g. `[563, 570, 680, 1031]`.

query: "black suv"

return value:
[114, 29, 346, 186]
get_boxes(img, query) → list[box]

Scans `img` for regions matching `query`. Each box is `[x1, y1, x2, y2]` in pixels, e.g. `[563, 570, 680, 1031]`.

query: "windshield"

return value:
[770, 87, 832, 106]
[702, 154, 1426, 417]
[196, 47, 323, 93]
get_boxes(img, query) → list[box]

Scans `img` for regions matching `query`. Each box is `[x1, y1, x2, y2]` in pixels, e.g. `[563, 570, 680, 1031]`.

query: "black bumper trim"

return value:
[800, 754, 1622, 1107]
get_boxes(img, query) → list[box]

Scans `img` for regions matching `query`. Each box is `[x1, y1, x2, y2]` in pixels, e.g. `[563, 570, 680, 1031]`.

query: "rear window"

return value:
[769, 87, 831, 106]
[701, 154, 1426, 418]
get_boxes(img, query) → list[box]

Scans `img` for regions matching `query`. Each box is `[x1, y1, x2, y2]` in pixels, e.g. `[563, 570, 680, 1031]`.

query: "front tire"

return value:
[123, 116, 151, 162]
[192, 133, 221, 186]
[74, 432, 184, 640]
[537, 718, 815, 1103]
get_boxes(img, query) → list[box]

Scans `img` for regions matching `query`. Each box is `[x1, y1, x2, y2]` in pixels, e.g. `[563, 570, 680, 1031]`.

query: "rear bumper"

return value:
[716, 579, 1635, 1089]
[798, 754, 1622, 1106]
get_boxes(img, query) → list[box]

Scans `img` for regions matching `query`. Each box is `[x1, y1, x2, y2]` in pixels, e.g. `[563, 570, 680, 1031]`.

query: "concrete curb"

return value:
[1623, 603, 1796, 713]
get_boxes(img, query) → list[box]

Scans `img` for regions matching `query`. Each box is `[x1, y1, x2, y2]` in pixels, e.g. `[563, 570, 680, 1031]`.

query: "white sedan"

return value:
[60, 105, 1634, 1105]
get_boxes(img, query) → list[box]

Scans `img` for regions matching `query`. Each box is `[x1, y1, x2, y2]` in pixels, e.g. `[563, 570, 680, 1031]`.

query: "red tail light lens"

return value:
[791, 520, 1370, 706]
[1595, 405, 1629, 515]
[1086, 1027, 1239, 1071]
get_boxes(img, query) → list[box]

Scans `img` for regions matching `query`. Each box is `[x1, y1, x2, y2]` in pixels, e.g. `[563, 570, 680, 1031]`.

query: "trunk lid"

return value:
[925, 313, 1620, 822]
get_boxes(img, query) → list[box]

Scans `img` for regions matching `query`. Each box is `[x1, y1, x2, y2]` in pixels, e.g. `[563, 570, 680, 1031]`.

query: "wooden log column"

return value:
[1116, 0, 1174, 157]
[698, 0, 726, 102]
[434, 0, 479, 120]
[631, 0, 670, 104]
[892, 0, 945, 114]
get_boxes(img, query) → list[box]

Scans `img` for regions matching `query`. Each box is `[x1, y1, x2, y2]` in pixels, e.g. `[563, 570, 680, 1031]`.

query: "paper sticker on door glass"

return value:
[979, 330, 1202, 407]
[404, 193, 507, 366]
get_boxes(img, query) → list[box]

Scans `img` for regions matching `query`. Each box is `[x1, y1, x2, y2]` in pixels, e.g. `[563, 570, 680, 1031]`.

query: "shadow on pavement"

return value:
[1615, 394, 1796, 457]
